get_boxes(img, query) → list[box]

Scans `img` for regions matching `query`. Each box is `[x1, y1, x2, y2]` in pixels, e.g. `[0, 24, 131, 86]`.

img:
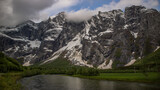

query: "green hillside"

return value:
[0, 52, 23, 72]
[41, 57, 74, 69]
[28, 57, 99, 76]
[128, 48, 160, 71]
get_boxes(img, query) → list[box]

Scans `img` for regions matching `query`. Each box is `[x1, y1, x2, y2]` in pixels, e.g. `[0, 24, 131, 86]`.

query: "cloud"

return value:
[0, 0, 56, 26]
[65, 9, 97, 23]
[34, 0, 81, 23]
[65, 0, 159, 23]
[41, 0, 80, 15]
[0, 0, 159, 26]
[0, 0, 80, 26]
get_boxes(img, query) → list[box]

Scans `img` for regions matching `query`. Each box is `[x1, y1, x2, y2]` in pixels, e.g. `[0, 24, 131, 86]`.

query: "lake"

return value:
[20, 75, 160, 90]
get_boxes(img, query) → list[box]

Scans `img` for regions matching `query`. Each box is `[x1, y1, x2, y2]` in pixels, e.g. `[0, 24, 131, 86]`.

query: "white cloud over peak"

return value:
[65, 0, 159, 23]
[65, 9, 96, 23]
[0, 0, 81, 26]
[40, 0, 80, 19]
[0, 0, 159, 26]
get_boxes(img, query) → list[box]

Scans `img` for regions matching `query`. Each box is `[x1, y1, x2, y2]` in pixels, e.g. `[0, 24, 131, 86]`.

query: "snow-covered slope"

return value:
[0, 5, 160, 69]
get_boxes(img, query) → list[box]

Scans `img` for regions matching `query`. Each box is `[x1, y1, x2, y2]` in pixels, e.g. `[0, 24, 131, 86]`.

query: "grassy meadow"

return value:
[73, 72, 160, 83]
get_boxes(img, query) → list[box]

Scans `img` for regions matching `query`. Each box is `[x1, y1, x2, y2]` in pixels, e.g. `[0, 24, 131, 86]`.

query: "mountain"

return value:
[0, 5, 160, 69]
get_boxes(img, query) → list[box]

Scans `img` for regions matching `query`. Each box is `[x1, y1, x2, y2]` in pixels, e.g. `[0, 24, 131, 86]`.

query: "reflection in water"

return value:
[20, 75, 160, 90]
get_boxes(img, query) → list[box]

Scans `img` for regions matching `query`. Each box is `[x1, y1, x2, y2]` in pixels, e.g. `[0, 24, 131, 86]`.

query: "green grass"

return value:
[40, 57, 74, 69]
[30, 57, 100, 76]
[134, 48, 160, 66]
[0, 52, 23, 72]
[73, 72, 160, 83]
[116, 48, 160, 71]
[130, 48, 160, 71]
[0, 73, 22, 90]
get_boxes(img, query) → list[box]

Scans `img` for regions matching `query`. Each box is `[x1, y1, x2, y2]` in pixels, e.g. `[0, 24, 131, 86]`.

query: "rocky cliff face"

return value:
[0, 5, 160, 69]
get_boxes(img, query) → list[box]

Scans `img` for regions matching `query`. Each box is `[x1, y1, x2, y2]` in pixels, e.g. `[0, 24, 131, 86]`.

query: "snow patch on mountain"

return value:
[43, 47, 52, 52]
[14, 46, 20, 52]
[85, 22, 91, 35]
[18, 21, 38, 30]
[98, 29, 113, 36]
[124, 24, 129, 29]
[0, 32, 29, 42]
[23, 45, 29, 51]
[5, 48, 13, 52]
[98, 60, 113, 69]
[44, 27, 63, 41]
[28, 40, 41, 48]
[130, 31, 138, 38]
[42, 33, 93, 67]
[82, 21, 92, 40]
[45, 28, 62, 33]
[90, 18, 96, 27]
[154, 46, 160, 52]
[42, 34, 82, 64]
[65, 34, 93, 67]
[23, 54, 36, 66]
[0, 28, 19, 32]
[91, 40, 99, 43]
[124, 59, 136, 66]
[0, 32, 12, 38]
[23, 61, 31, 66]
[44, 36, 55, 41]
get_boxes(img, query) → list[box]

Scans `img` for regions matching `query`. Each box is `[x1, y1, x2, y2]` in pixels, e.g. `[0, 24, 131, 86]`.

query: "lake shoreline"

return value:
[73, 72, 160, 84]
[1, 72, 160, 90]
[20, 74, 160, 90]
[71, 72, 160, 83]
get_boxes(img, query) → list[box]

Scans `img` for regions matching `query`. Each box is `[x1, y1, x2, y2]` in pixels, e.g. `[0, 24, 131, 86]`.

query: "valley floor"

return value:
[73, 72, 160, 83]
[0, 73, 22, 90]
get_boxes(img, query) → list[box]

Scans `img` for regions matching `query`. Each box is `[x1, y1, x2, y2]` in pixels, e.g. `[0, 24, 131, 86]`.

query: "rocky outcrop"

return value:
[0, 5, 160, 68]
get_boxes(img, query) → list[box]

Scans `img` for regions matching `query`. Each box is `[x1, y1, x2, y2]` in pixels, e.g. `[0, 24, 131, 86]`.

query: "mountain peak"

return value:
[125, 5, 146, 11]
[0, 6, 160, 69]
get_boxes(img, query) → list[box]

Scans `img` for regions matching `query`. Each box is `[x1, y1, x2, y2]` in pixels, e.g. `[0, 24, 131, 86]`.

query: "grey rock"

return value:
[0, 5, 160, 68]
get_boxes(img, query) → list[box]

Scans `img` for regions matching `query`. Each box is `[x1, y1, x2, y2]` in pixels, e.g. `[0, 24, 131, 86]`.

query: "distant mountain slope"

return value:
[0, 5, 160, 69]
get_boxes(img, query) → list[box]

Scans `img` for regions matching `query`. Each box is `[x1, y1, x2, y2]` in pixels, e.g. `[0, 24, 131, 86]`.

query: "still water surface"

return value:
[20, 75, 160, 90]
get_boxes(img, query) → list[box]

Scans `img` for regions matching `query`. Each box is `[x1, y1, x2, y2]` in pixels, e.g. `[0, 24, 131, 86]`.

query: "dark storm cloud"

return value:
[0, 0, 56, 26]
[12, 0, 54, 14]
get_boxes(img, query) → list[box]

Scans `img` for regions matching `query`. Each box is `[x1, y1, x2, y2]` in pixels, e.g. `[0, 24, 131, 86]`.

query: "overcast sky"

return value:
[0, 0, 159, 26]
